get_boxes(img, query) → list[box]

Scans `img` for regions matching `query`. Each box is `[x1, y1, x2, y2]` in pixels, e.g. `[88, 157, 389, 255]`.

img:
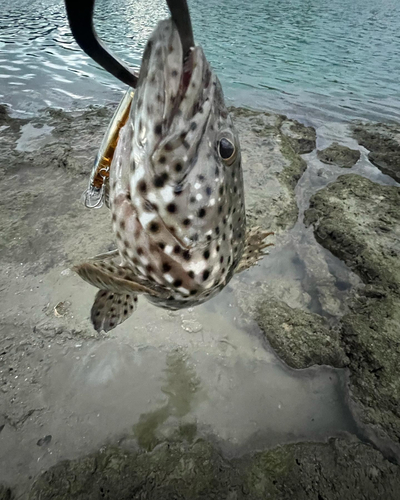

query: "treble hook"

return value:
[64, 0, 195, 87]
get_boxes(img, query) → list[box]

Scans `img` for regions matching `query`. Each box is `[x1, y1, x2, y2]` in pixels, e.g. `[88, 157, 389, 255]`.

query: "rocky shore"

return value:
[0, 104, 399, 499]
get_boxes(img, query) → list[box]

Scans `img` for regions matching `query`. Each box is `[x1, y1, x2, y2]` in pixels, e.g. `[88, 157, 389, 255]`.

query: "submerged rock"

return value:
[29, 438, 400, 499]
[352, 122, 400, 182]
[305, 174, 400, 454]
[279, 118, 317, 154]
[317, 142, 360, 168]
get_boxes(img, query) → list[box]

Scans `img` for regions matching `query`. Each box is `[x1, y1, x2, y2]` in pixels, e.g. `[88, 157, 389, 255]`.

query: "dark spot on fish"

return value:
[198, 106, 203, 114]
[220, 256, 224, 263]
[159, 155, 166, 164]
[131, 160, 136, 170]
[190, 289, 197, 295]
[228, 256, 231, 263]
[157, 93, 163, 103]
[171, 69, 178, 77]
[134, 296, 138, 302]
[158, 242, 165, 250]
[198, 208, 206, 218]
[165, 142, 173, 152]
[118, 299, 122, 304]
[203, 269, 210, 281]
[154, 123, 162, 135]
[198, 174, 205, 182]
[215, 226, 220, 235]
[116, 231, 122, 240]
[216, 245, 220, 252]
[238, 232, 242, 238]
[183, 140, 190, 150]
[182, 250, 191, 261]
[137, 247, 143, 256]
[112, 213, 116, 222]
[219, 186, 223, 195]
[207, 235, 212, 241]
[146, 264, 154, 273]
[110, 322, 115, 327]
[154, 175, 166, 188]
[101, 291, 107, 297]
[203, 250, 210, 260]
[175, 162, 183, 172]
[96, 311, 100, 317]
[108, 294, 114, 300]
[124, 309, 128, 315]
[173, 245, 180, 254]
[190, 196, 196, 203]
[167, 203, 177, 213]
[138, 180, 147, 193]
[188, 270, 195, 279]
[130, 304, 134, 310]
[168, 44, 174, 53]
[162, 263, 171, 273]
[192, 233, 199, 242]
[183, 218, 191, 226]
[190, 122, 197, 131]
[221, 267, 226, 274]
[218, 205, 223, 214]
[168, 225, 176, 234]
[234, 186, 237, 193]
[223, 233, 226, 240]
[126, 192, 131, 201]
[149, 222, 159, 233]
[205, 186, 212, 196]
[173, 279, 182, 288]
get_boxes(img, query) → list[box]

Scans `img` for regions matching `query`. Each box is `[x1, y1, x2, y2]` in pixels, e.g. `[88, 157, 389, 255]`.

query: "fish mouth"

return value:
[134, 18, 213, 146]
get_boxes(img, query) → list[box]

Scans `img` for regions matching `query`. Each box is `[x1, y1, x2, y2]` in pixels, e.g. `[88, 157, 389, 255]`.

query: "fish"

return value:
[73, 18, 273, 332]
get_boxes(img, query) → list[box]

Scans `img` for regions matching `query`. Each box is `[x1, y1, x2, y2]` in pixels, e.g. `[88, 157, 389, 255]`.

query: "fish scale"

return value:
[73, 18, 273, 332]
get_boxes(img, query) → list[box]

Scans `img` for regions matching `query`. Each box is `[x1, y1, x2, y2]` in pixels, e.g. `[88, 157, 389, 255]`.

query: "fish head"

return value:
[110, 18, 246, 304]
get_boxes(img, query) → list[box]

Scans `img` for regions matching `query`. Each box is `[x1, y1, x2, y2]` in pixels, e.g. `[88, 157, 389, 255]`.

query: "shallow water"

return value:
[1, 0, 400, 122]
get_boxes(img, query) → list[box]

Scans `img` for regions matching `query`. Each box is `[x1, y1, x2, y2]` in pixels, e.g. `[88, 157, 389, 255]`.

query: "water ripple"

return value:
[1, 0, 399, 122]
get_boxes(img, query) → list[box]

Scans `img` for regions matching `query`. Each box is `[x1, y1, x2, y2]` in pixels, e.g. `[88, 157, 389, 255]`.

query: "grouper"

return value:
[66, 0, 273, 332]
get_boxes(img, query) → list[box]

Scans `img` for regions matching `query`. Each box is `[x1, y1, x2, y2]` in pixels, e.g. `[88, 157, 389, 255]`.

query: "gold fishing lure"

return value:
[83, 89, 134, 209]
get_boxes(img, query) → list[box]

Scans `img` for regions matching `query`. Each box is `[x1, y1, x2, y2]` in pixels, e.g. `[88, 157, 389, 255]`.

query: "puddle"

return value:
[15, 122, 54, 152]
[0, 292, 357, 492]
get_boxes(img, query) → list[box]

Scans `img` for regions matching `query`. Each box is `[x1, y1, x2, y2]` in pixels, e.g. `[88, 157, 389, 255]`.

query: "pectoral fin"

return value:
[72, 261, 158, 295]
[91, 290, 138, 333]
[235, 227, 274, 274]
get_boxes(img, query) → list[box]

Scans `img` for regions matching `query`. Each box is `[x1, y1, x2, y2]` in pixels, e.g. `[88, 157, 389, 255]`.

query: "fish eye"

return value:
[218, 138, 235, 162]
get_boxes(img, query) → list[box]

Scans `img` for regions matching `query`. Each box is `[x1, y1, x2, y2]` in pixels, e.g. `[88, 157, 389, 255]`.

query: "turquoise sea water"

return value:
[1, 0, 400, 122]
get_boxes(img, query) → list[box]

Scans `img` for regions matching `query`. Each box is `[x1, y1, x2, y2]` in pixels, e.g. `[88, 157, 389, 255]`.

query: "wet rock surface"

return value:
[2, 103, 400, 498]
[305, 174, 400, 454]
[352, 121, 400, 182]
[242, 295, 348, 369]
[317, 142, 361, 168]
[29, 438, 400, 500]
[230, 108, 315, 231]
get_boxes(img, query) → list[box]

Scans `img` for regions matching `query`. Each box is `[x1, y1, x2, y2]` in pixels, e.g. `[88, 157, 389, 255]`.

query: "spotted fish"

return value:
[73, 19, 273, 332]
